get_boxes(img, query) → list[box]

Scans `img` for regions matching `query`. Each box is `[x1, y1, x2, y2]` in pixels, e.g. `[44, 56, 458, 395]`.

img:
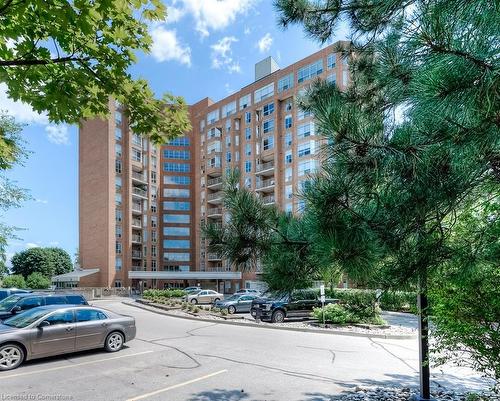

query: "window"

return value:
[285, 185, 293, 199]
[245, 127, 251, 140]
[254, 83, 274, 102]
[327, 74, 336, 84]
[285, 101, 293, 111]
[285, 167, 292, 182]
[76, 309, 107, 322]
[115, 127, 122, 141]
[285, 115, 292, 129]
[164, 253, 190, 262]
[297, 109, 312, 120]
[132, 134, 142, 146]
[163, 176, 190, 185]
[244, 176, 251, 188]
[208, 156, 221, 168]
[327, 53, 336, 69]
[66, 295, 86, 305]
[298, 60, 323, 83]
[167, 137, 190, 146]
[263, 119, 274, 134]
[278, 73, 294, 92]
[115, 143, 122, 157]
[151, 245, 157, 257]
[115, 111, 122, 125]
[163, 188, 190, 198]
[263, 136, 274, 151]
[115, 209, 122, 222]
[245, 112, 251, 124]
[225, 134, 231, 147]
[298, 160, 317, 176]
[115, 193, 122, 206]
[132, 148, 142, 162]
[245, 160, 252, 173]
[151, 171, 157, 184]
[207, 109, 219, 124]
[114, 280, 122, 288]
[45, 296, 67, 305]
[115, 176, 122, 190]
[163, 240, 190, 249]
[45, 311, 74, 325]
[115, 257, 122, 271]
[163, 214, 190, 224]
[297, 122, 315, 139]
[115, 160, 122, 174]
[163, 163, 190, 172]
[235, 151, 239, 162]
[240, 94, 251, 110]
[222, 101, 236, 117]
[116, 242, 122, 254]
[208, 127, 221, 139]
[245, 143, 251, 156]
[163, 150, 190, 159]
[164, 226, 190, 236]
[163, 201, 190, 211]
[285, 203, 293, 215]
[207, 141, 221, 154]
[285, 151, 292, 164]
[151, 260, 157, 271]
[226, 151, 232, 163]
[298, 141, 314, 157]
[263, 102, 274, 116]
[115, 225, 122, 239]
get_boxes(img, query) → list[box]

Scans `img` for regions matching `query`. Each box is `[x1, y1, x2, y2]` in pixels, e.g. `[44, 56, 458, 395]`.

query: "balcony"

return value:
[207, 191, 223, 204]
[131, 203, 142, 215]
[207, 176, 223, 190]
[132, 171, 148, 184]
[262, 194, 276, 205]
[206, 163, 222, 177]
[260, 146, 275, 162]
[207, 253, 222, 261]
[207, 207, 223, 218]
[131, 265, 145, 271]
[255, 160, 275, 176]
[132, 250, 142, 259]
[256, 178, 275, 192]
[131, 218, 142, 229]
[131, 234, 142, 244]
[132, 187, 148, 199]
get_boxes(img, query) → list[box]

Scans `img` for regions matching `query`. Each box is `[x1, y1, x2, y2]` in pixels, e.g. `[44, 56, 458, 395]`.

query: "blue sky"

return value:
[1, 0, 348, 266]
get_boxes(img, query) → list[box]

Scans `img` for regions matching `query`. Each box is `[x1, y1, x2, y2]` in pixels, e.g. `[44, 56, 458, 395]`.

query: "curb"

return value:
[122, 300, 417, 340]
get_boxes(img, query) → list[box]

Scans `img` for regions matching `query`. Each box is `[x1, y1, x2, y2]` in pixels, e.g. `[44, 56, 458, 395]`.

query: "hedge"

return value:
[143, 289, 186, 299]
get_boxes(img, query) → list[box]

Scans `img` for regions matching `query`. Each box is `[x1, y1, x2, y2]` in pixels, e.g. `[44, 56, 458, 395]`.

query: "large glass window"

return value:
[297, 109, 313, 120]
[163, 239, 190, 249]
[163, 176, 191, 185]
[240, 94, 251, 110]
[131, 148, 142, 162]
[163, 150, 190, 159]
[245, 143, 251, 156]
[285, 151, 292, 164]
[245, 127, 251, 140]
[115, 127, 122, 141]
[284, 132, 292, 147]
[298, 60, 323, 83]
[207, 109, 219, 124]
[163, 226, 190, 236]
[327, 53, 336, 69]
[298, 160, 317, 176]
[254, 83, 274, 103]
[297, 122, 315, 139]
[163, 214, 190, 224]
[263, 119, 274, 134]
[163, 253, 190, 262]
[167, 137, 190, 146]
[278, 73, 294, 92]
[245, 112, 251, 124]
[263, 102, 274, 116]
[163, 201, 190, 211]
[245, 160, 252, 173]
[163, 163, 190, 172]
[285, 115, 292, 129]
[298, 141, 314, 157]
[222, 101, 236, 117]
[263, 136, 274, 151]
[163, 188, 190, 198]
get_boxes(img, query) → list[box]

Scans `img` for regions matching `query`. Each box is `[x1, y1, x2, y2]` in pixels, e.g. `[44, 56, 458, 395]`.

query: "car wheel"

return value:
[191, 298, 198, 304]
[105, 332, 124, 352]
[213, 298, 220, 303]
[228, 305, 236, 314]
[271, 310, 285, 323]
[0, 343, 24, 371]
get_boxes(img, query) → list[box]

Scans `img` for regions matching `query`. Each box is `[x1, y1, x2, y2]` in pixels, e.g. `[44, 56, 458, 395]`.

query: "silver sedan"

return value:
[214, 294, 258, 314]
[0, 305, 136, 371]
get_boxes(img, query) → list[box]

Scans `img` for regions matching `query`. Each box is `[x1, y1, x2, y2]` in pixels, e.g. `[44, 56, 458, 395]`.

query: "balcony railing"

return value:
[207, 191, 223, 201]
[132, 203, 142, 213]
[131, 219, 142, 228]
[132, 187, 147, 198]
[207, 253, 222, 261]
[131, 234, 142, 243]
[132, 250, 142, 259]
[262, 194, 276, 204]
[256, 178, 275, 190]
[207, 177, 223, 187]
[256, 160, 275, 173]
[207, 207, 223, 217]
[132, 171, 147, 182]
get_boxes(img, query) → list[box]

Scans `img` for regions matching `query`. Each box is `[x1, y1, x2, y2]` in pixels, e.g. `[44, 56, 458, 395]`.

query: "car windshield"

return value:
[0, 295, 22, 311]
[2, 308, 50, 328]
[225, 295, 240, 301]
[260, 291, 289, 301]
[190, 290, 201, 295]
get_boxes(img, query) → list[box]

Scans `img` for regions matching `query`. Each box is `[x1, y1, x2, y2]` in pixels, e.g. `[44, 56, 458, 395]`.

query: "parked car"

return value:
[214, 294, 258, 314]
[0, 293, 88, 320]
[186, 290, 223, 304]
[0, 289, 31, 301]
[250, 289, 338, 323]
[183, 286, 202, 294]
[0, 305, 136, 371]
[233, 289, 261, 296]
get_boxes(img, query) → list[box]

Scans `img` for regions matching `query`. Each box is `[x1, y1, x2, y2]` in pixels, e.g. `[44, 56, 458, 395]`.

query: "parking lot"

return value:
[0, 298, 490, 401]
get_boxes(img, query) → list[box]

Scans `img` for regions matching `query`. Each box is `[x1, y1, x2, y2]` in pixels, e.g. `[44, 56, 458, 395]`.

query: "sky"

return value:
[0, 0, 349, 266]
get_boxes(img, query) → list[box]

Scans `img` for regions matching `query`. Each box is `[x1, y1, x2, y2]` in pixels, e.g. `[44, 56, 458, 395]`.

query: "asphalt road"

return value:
[0, 298, 490, 401]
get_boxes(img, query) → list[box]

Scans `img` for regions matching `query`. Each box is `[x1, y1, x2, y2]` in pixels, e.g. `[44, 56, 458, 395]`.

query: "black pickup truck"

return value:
[250, 289, 338, 323]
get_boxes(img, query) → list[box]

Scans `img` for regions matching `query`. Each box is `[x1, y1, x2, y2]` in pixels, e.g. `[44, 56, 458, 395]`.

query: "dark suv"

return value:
[0, 288, 31, 301]
[250, 289, 337, 323]
[0, 293, 88, 320]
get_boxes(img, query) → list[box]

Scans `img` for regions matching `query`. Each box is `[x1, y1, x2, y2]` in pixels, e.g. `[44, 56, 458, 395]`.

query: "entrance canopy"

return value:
[52, 268, 100, 284]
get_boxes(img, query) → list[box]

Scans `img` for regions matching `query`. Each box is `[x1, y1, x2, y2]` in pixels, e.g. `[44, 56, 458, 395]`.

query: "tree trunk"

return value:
[417, 269, 432, 400]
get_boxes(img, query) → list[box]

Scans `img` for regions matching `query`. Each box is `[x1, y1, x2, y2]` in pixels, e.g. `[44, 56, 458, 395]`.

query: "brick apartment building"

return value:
[78, 41, 350, 292]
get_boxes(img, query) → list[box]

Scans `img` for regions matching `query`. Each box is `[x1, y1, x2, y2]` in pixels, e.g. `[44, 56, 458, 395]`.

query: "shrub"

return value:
[143, 289, 186, 300]
[379, 291, 417, 313]
[313, 304, 357, 324]
[26, 272, 51, 289]
[325, 289, 378, 319]
[193, 306, 199, 313]
[1, 274, 26, 288]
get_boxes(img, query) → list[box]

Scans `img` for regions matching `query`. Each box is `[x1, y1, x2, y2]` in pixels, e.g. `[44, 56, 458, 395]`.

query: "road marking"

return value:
[126, 369, 228, 401]
[0, 350, 154, 379]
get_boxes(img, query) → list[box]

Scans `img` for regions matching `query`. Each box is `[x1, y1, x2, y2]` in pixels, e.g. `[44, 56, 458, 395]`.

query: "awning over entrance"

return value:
[128, 271, 242, 280]
[51, 268, 100, 283]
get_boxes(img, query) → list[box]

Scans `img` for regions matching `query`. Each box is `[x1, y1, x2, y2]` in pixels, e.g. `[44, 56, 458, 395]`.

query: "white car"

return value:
[234, 289, 261, 296]
[186, 290, 224, 304]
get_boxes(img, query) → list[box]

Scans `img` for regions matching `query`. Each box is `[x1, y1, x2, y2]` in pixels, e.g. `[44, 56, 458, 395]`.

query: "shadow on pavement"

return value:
[188, 389, 250, 401]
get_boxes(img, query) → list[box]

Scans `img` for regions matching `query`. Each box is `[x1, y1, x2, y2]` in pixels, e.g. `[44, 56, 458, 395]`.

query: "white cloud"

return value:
[34, 199, 48, 204]
[26, 243, 40, 249]
[45, 125, 69, 145]
[150, 26, 192, 66]
[165, 6, 185, 23]
[210, 36, 240, 73]
[179, 0, 259, 37]
[257, 33, 273, 53]
[244, 27, 251, 35]
[0, 83, 48, 125]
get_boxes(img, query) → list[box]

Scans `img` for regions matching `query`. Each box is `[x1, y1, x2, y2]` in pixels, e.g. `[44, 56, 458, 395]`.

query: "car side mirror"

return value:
[38, 320, 50, 328]
[11, 306, 21, 313]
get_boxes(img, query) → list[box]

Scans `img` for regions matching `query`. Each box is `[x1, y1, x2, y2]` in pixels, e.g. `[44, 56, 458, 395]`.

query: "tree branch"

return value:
[0, 56, 90, 66]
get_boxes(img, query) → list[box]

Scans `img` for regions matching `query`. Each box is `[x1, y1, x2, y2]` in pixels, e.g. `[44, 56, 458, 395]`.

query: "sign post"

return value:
[320, 285, 325, 326]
